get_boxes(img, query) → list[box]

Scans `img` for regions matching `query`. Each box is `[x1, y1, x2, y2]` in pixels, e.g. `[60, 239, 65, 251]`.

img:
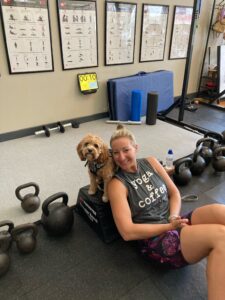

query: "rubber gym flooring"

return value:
[1, 106, 225, 300]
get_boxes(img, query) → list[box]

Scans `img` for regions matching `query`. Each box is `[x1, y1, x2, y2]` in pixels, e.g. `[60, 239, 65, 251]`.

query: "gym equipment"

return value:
[75, 186, 120, 244]
[15, 182, 40, 213]
[130, 90, 142, 122]
[41, 192, 74, 236]
[11, 223, 38, 254]
[173, 157, 193, 186]
[107, 70, 173, 121]
[0, 253, 10, 277]
[0, 220, 14, 253]
[35, 121, 79, 137]
[212, 146, 225, 172]
[106, 120, 142, 125]
[222, 130, 225, 143]
[196, 138, 214, 165]
[146, 92, 158, 125]
[190, 145, 206, 176]
[204, 131, 224, 150]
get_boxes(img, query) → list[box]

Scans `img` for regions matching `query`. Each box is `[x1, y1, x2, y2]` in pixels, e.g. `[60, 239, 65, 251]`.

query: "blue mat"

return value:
[107, 70, 174, 121]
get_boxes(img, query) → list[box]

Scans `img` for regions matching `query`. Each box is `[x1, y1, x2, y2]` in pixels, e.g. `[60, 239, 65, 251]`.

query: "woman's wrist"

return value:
[168, 214, 179, 222]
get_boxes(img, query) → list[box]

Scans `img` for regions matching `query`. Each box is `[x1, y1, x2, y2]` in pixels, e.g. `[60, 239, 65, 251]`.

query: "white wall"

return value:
[0, 0, 213, 134]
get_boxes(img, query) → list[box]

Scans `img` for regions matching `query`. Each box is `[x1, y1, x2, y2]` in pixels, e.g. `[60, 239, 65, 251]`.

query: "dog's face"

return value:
[77, 134, 109, 163]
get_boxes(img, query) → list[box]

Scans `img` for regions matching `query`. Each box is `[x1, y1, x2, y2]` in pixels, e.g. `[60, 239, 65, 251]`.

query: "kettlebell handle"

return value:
[15, 182, 40, 201]
[196, 137, 215, 148]
[175, 157, 192, 174]
[42, 192, 69, 217]
[11, 223, 38, 241]
[0, 220, 14, 233]
[213, 146, 225, 159]
[192, 144, 203, 162]
[204, 131, 223, 143]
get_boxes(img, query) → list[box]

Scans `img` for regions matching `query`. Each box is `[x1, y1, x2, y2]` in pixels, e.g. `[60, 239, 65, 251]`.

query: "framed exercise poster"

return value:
[0, 0, 54, 74]
[57, 0, 98, 70]
[140, 4, 169, 62]
[105, 1, 137, 66]
[169, 6, 193, 60]
[218, 45, 225, 95]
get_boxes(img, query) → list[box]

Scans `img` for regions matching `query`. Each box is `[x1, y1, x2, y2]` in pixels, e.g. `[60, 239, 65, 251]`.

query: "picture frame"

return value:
[105, 1, 137, 66]
[57, 0, 98, 70]
[217, 44, 225, 95]
[169, 5, 193, 60]
[140, 4, 169, 62]
[0, 0, 54, 74]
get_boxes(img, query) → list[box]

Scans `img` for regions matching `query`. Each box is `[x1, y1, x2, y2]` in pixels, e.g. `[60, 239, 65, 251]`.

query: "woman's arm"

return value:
[146, 156, 181, 219]
[107, 177, 186, 241]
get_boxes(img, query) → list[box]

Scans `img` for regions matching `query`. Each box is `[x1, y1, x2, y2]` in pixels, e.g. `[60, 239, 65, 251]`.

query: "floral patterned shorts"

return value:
[138, 212, 192, 269]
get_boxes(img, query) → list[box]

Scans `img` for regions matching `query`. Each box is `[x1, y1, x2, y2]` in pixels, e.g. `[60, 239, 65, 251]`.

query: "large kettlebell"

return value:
[212, 146, 225, 172]
[15, 182, 40, 213]
[222, 130, 225, 144]
[0, 220, 14, 253]
[204, 131, 224, 150]
[196, 138, 214, 165]
[11, 223, 38, 254]
[173, 157, 192, 186]
[41, 192, 74, 236]
[0, 252, 10, 277]
[190, 144, 206, 176]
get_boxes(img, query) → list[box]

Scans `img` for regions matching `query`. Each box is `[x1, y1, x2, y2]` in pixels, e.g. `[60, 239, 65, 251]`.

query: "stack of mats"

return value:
[107, 70, 174, 121]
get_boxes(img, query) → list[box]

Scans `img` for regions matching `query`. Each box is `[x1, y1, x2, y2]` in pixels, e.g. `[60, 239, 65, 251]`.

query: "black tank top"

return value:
[114, 159, 169, 224]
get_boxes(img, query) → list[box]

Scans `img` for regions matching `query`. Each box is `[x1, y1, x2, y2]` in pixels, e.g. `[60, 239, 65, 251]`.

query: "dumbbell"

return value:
[35, 121, 79, 137]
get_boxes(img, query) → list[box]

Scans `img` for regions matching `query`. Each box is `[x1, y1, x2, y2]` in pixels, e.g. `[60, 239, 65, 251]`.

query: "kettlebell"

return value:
[173, 157, 192, 186]
[11, 223, 38, 254]
[0, 220, 14, 253]
[204, 131, 224, 150]
[15, 182, 40, 213]
[190, 144, 206, 176]
[0, 252, 10, 277]
[222, 130, 225, 144]
[196, 138, 214, 165]
[41, 192, 74, 236]
[212, 146, 225, 172]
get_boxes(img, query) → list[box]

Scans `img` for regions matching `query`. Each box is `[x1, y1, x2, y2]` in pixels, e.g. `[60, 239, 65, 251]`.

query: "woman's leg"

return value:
[191, 203, 225, 225]
[180, 224, 225, 300]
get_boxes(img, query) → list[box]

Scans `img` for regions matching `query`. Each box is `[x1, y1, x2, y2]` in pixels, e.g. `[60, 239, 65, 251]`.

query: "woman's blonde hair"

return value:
[110, 124, 136, 147]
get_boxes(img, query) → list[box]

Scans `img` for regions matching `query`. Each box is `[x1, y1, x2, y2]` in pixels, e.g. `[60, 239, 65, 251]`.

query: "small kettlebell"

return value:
[196, 138, 214, 165]
[11, 223, 38, 254]
[15, 182, 40, 213]
[190, 144, 206, 176]
[41, 192, 74, 236]
[204, 131, 224, 150]
[212, 146, 225, 172]
[0, 252, 10, 277]
[173, 157, 192, 186]
[0, 220, 14, 253]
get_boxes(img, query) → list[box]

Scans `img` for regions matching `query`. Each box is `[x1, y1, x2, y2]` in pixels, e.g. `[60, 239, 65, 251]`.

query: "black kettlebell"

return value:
[222, 130, 225, 144]
[0, 220, 14, 253]
[173, 157, 192, 186]
[196, 138, 214, 165]
[0, 252, 10, 277]
[41, 192, 74, 236]
[204, 131, 224, 150]
[11, 223, 38, 254]
[212, 146, 225, 172]
[15, 182, 40, 213]
[190, 144, 206, 176]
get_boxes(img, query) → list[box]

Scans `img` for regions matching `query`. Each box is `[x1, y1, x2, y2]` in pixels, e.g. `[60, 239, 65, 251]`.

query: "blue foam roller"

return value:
[131, 90, 142, 121]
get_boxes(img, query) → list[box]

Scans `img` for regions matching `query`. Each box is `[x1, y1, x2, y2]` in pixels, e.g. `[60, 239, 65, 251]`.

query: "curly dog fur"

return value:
[77, 134, 116, 202]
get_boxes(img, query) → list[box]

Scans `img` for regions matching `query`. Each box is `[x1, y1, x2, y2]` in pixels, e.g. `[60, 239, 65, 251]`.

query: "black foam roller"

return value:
[146, 92, 158, 125]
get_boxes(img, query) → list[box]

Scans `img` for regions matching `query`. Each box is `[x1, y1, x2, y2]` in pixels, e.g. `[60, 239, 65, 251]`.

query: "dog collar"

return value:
[85, 161, 105, 175]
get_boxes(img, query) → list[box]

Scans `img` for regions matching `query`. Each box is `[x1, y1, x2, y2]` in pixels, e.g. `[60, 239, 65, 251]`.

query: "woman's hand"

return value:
[170, 216, 189, 229]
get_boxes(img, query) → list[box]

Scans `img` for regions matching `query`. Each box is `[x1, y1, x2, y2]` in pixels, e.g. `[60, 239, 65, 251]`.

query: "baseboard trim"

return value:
[0, 112, 109, 142]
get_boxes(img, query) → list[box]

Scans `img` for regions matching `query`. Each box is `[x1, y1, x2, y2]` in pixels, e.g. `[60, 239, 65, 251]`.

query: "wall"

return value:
[0, 0, 213, 134]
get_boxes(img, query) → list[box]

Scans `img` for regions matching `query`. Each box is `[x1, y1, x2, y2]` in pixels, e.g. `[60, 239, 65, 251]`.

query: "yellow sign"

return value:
[78, 73, 98, 93]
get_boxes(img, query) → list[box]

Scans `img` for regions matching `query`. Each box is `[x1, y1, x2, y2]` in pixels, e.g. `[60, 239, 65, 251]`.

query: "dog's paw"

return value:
[102, 195, 108, 202]
[88, 189, 96, 195]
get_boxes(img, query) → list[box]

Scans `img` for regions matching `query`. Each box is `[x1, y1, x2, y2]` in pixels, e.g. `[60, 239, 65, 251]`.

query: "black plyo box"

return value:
[75, 186, 120, 243]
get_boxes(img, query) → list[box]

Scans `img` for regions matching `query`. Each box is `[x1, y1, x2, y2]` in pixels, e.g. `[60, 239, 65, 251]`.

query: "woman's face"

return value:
[111, 137, 138, 172]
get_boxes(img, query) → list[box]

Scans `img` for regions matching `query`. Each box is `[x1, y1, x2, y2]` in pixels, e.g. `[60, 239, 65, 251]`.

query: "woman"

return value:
[107, 124, 225, 300]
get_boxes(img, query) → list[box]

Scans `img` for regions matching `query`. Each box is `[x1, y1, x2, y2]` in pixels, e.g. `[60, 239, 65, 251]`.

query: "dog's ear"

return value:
[76, 141, 86, 161]
[98, 143, 109, 163]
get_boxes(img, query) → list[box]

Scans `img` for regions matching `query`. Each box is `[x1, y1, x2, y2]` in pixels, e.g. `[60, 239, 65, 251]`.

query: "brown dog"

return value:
[77, 134, 116, 202]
